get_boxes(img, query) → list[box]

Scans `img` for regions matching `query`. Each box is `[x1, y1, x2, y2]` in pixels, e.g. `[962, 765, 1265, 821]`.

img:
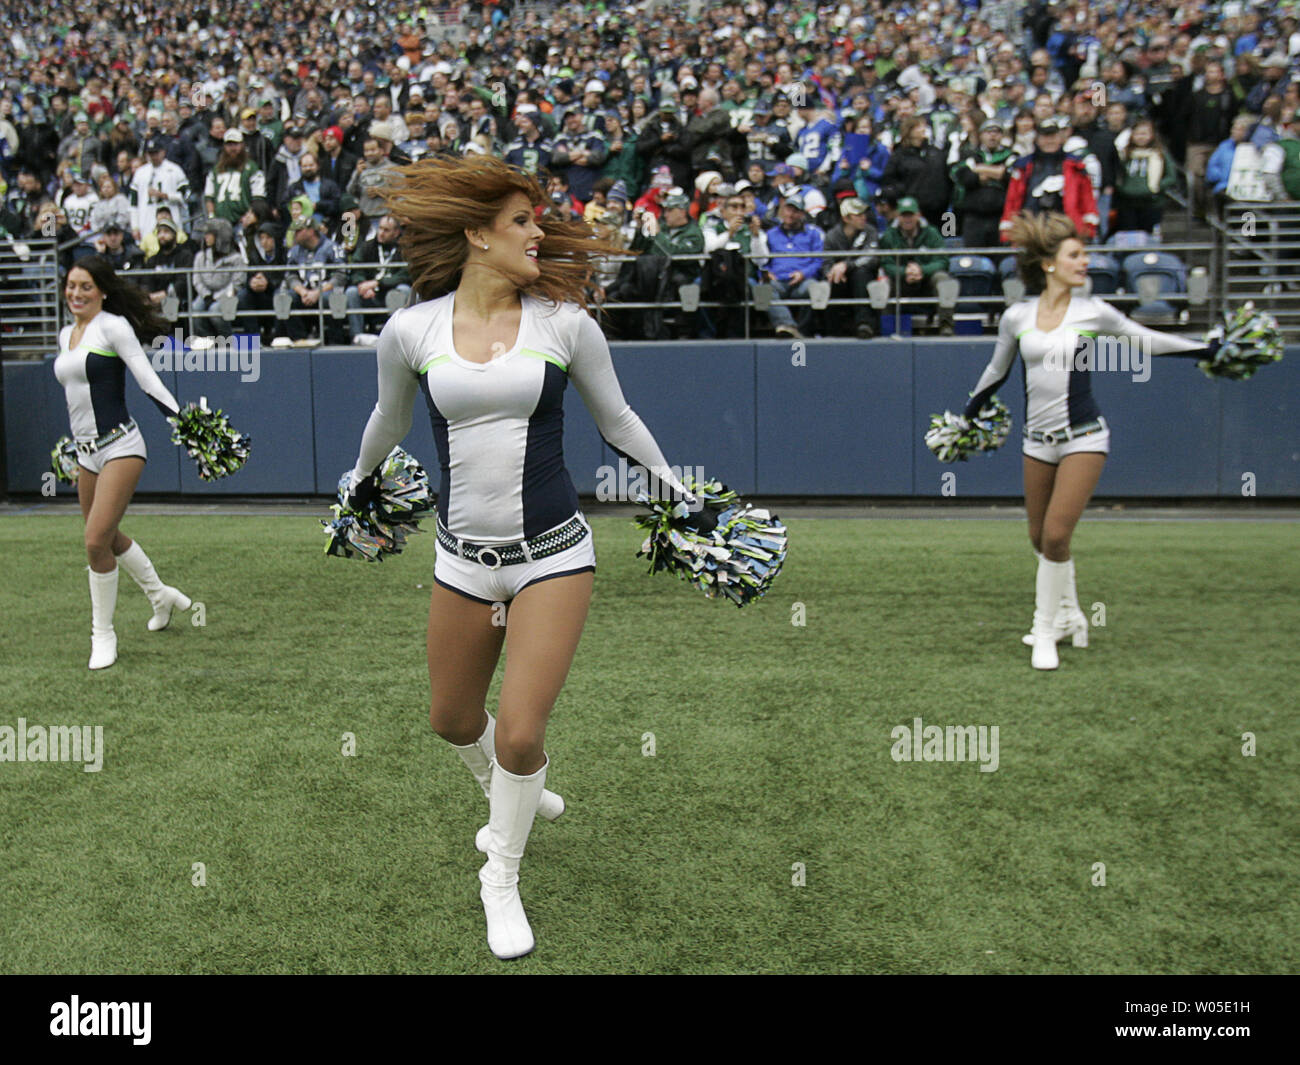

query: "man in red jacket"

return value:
[1000, 116, 1099, 242]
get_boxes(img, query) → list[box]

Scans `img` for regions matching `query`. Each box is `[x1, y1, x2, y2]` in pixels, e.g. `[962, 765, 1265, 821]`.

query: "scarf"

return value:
[1128, 147, 1164, 194]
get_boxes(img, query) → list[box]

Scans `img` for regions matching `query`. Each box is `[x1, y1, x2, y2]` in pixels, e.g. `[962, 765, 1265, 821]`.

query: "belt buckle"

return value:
[477, 546, 503, 571]
[1041, 430, 1058, 445]
[76, 440, 94, 455]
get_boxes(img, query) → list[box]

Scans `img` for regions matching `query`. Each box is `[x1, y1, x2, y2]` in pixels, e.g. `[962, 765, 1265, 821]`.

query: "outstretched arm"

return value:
[568, 308, 689, 500]
[102, 313, 180, 418]
[348, 311, 418, 489]
[1093, 300, 1217, 357]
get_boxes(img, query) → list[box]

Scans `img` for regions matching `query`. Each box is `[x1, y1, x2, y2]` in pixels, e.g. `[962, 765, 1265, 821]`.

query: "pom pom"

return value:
[168, 401, 251, 481]
[1198, 302, 1284, 381]
[322, 447, 437, 561]
[633, 476, 787, 607]
[50, 436, 79, 485]
[925, 396, 1011, 462]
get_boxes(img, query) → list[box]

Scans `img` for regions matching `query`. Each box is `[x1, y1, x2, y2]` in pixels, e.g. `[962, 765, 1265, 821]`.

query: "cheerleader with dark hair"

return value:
[343, 154, 700, 959]
[55, 255, 192, 670]
[963, 213, 1220, 670]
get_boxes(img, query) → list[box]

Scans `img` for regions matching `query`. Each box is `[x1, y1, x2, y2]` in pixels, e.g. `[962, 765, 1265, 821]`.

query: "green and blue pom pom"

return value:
[633, 476, 787, 607]
[925, 396, 1011, 463]
[168, 400, 251, 481]
[51, 436, 79, 485]
[322, 447, 437, 562]
[1198, 302, 1283, 381]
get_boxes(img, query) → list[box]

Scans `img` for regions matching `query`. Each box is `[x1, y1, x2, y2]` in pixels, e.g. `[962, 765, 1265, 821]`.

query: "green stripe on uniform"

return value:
[87, 347, 118, 358]
[420, 354, 451, 373]
[520, 348, 566, 371]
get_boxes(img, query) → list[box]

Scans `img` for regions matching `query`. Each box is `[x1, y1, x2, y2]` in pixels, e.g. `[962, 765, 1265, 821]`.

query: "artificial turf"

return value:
[0, 512, 1295, 974]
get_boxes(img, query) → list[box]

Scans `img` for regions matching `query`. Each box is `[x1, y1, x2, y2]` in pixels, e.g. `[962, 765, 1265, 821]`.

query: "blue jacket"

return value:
[766, 221, 825, 281]
[1205, 139, 1238, 195]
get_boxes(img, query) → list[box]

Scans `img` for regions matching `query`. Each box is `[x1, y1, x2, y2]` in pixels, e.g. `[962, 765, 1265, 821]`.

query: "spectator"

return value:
[137, 215, 194, 311]
[1261, 109, 1300, 203]
[762, 191, 825, 339]
[61, 169, 98, 243]
[283, 150, 342, 225]
[190, 218, 246, 340]
[130, 135, 191, 241]
[625, 190, 704, 338]
[504, 108, 553, 177]
[317, 125, 357, 193]
[833, 114, 890, 217]
[822, 196, 881, 339]
[204, 130, 267, 229]
[1001, 115, 1098, 242]
[347, 137, 398, 241]
[88, 221, 138, 272]
[636, 99, 692, 192]
[1207, 115, 1257, 210]
[878, 196, 954, 336]
[1112, 118, 1177, 235]
[952, 119, 1014, 249]
[89, 173, 131, 239]
[880, 116, 952, 232]
[551, 110, 609, 204]
[279, 215, 345, 344]
[345, 213, 410, 344]
[1071, 93, 1121, 241]
[699, 187, 768, 338]
[236, 220, 285, 341]
[1184, 61, 1238, 221]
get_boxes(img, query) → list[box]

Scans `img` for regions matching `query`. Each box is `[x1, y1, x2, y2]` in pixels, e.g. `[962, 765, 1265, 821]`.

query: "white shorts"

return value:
[434, 513, 596, 605]
[1022, 423, 1110, 465]
[77, 423, 148, 475]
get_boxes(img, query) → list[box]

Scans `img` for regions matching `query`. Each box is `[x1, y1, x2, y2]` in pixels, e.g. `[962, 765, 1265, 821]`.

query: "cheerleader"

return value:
[964, 213, 1215, 670]
[56, 255, 192, 670]
[343, 155, 699, 959]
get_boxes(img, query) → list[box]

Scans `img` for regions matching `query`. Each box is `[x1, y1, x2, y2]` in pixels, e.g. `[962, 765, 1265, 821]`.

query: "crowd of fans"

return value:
[2, 0, 1300, 343]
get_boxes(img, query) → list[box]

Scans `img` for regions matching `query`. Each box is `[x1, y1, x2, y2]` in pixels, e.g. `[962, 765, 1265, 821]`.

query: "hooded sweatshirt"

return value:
[192, 217, 247, 298]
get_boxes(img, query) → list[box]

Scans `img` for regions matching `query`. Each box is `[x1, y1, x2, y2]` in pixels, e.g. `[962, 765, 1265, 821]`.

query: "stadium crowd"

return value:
[2, 0, 1300, 342]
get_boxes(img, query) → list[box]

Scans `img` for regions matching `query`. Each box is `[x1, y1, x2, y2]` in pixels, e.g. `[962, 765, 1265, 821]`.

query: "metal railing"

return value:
[0, 238, 61, 358]
[7, 224, 1300, 355]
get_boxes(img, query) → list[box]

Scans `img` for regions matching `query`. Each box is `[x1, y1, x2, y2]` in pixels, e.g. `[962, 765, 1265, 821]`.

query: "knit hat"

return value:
[694, 170, 722, 195]
[608, 179, 629, 206]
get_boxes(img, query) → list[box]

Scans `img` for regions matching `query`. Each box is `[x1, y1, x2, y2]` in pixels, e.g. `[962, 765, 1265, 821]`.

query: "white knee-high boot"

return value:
[479, 758, 547, 960]
[88, 566, 119, 670]
[1030, 558, 1071, 670]
[451, 714, 564, 853]
[1023, 553, 1087, 647]
[115, 541, 191, 631]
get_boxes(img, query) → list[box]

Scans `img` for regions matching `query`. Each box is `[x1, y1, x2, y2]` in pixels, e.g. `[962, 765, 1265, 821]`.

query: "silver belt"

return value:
[1024, 417, 1106, 445]
[76, 419, 138, 455]
[436, 515, 588, 570]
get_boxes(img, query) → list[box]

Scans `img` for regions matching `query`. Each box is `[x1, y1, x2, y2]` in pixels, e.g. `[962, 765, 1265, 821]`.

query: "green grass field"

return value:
[0, 512, 1295, 974]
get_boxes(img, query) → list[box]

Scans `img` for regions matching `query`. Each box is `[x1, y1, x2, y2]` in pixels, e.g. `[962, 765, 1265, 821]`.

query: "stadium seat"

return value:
[948, 255, 998, 313]
[999, 255, 1018, 279]
[1107, 230, 1158, 249]
[1086, 252, 1120, 294]
[1123, 251, 1186, 322]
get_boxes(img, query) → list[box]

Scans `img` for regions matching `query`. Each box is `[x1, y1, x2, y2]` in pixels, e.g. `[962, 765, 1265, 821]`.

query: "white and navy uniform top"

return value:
[54, 311, 180, 441]
[964, 295, 1209, 431]
[351, 292, 680, 544]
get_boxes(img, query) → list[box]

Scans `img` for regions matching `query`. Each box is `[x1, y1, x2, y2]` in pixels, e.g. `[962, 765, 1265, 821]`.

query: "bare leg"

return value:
[1023, 455, 1057, 555]
[495, 572, 594, 776]
[426, 583, 507, 747]
[80, 458, 144, 572]
[1040, 453, 1107, 561]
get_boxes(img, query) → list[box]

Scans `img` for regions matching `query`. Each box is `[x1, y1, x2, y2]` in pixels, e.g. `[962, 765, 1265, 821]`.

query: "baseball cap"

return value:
[223, 129, 244, 143]
[660, 192, 690, 210]
[658, 98, 676, 112]
[896, 196, 920, 214]
[282, 126, 304, 138]
[802, 188, 827, 215]
[155, 217, 178, 233]
[786, 153, 809, 171]
[840, 196, 868, 216]
[103, 220, 124, 233]
[144, 135, 166, 152]
[1037, 116, 1068, 134]
[980, 119, 1005, 133]
[584, 79, 605, 95]
[782, 190, 806, 211]
[753, 99, 772, 115]
[369, 120, 395, 142]
[240, 108, 257, 121]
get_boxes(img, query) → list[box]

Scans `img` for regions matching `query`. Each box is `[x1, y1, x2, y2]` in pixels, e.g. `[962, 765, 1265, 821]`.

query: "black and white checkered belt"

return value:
[1023, 417, 1107, 445]
[436, 515, 588, 570]
[76, 419, 138, 455]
